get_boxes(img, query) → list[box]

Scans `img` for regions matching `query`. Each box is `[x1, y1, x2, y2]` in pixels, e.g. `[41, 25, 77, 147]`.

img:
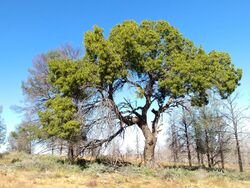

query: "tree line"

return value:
[2, 20, 247, 171]
[167, 93, 248, 172]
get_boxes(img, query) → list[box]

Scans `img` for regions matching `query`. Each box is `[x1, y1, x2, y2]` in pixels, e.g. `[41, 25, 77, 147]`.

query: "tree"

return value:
[8, 122, 40, 153]
[38, 96, 83, 160]
[168, 111, 181, 165]
[21, 44, 83, 157]
[180, 108, 193, 167]
[192, 109, 206, 167]
[192, 94, 232, 169]
[0, 107, 6, 148]
[47, 20, 242, 166]
[222, 93, 246, 172]
[22, 44, 81, 115]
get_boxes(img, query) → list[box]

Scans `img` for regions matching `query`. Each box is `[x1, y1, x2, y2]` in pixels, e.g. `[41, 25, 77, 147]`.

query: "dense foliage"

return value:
[43, 20, 241, 165]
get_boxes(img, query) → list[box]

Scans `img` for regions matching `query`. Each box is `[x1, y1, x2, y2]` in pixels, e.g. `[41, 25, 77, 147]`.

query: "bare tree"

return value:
[20, 44, 84, 157]
[135, 127, 141, 159]
[222, 93, 248, 172]
[0, 107, 6, 149]
[180, 108, 193, 167]
[168, 111, 181, 166]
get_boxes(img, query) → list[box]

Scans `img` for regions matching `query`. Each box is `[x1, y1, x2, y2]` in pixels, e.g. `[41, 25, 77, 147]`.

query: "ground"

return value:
[0, 152, 250, 188]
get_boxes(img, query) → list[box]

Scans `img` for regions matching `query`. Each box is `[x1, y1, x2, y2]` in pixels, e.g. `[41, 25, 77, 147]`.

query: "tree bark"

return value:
[220, 147, 225, 170]
[60, 143, 63, 155]
[218, 129, 225, 170]
[235, 130, 243, 172]
[201, 154, 204, 167]
[197, 150, 201, 166]
[68, 143, 75, 161]
[184, 121, 192, 167]
[139, 124, 157, 167]
[194, 125, 201, 167]
[204, 129, 211, 168]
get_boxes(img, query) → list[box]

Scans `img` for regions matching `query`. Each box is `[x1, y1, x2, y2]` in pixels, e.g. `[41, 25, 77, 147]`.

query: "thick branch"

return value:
[79, 125, 129, 154]
[142, 74, 154, 119]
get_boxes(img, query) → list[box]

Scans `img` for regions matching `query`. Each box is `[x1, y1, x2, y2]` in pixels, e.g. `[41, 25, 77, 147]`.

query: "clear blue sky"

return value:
[0, 0, 250, 137]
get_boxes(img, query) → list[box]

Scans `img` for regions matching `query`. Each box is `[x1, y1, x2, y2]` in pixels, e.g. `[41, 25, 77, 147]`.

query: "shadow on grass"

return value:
[56, 156, 227, 173]
[162, 164, 225, 172]
[56, 156, 133, 171]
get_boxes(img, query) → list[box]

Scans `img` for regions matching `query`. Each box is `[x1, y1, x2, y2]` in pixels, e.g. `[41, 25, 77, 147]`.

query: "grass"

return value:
[0, 152, 250, 187]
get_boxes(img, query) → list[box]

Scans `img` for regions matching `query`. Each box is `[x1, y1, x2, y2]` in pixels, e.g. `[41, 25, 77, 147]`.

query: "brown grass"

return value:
[0, 152, 250, 188]
[1, 169, 250, 188]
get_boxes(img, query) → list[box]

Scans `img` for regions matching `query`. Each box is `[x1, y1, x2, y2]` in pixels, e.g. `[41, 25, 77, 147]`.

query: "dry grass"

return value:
[0, 152, 250, 188]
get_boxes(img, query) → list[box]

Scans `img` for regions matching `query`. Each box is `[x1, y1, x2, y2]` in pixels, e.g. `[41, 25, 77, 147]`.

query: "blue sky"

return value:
[0, 0, 250, 137]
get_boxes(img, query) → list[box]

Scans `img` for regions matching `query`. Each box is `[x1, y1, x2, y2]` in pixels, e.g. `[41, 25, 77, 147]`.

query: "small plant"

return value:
[11, 158, 21, 163]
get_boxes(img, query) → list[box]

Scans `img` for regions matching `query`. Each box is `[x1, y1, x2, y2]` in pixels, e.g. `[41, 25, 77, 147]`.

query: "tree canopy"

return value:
[38, 96, 81, 141]
[42, 20, 242, 165]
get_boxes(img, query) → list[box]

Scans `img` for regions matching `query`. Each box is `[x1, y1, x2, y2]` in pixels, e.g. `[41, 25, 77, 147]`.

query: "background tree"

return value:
[20, 44, 83, 155]
[48, 20, 242, 166]
[191, 93, 232, 169]
[168, 111, 181, 165]
[179, 108, 193, 167]
[8, 122, 40, 153]
[221, 93, 247, 172]
[38, 96, 82, 160]
[0, 107, 6, 148]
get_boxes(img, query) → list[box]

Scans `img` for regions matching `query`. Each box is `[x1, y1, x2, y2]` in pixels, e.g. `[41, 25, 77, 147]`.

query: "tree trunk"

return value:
[220, 148, 225, 170]
[194, 126, 201, 167]
[28, 141, 32, 154]
[204, 129, 211, 168]
[235, 131, 243, 172]
[184, 123, 192, 167]
[60, 143, 63, 155]
[68, 143, 75, 162]
[135, 128, 140, 159]
[171, 120, 179, 166]
[218, 131, 225, 170]
[201, 154, 204, 167]
[197, 150, 201, 166]
[144, 136, 157, 167]
[139, 124, 157, 167]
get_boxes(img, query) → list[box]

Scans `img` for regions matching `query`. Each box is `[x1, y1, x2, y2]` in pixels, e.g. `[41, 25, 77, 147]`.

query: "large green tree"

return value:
[38, 96, 82, 160]
[47, 20, 242, 166]
[21, 45, 83, 157]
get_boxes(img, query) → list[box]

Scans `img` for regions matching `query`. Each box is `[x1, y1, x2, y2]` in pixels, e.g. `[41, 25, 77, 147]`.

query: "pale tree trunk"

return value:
[135, 128, 140, 159]
[201, 154, 204, 167]
[235, 129, 243, 172]
[204, 129, 211, 168]
[218, 128, 225, 170]
[220, 146, 225, 170]
[224, 95, 244, 172]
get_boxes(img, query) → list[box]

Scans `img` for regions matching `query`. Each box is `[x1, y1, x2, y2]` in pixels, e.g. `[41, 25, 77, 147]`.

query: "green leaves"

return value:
[44, 20, 242, 134]
[38, 96, 81, 140]
[84, 26, 127, 84]
[48, 59, 99, 99]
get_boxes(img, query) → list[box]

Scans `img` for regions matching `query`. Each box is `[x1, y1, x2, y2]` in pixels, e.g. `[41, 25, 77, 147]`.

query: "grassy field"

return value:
[0, 152, 250, 188]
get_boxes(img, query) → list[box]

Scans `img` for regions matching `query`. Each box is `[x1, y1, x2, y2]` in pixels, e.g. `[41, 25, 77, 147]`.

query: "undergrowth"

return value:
[0, 152, 249, 182]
